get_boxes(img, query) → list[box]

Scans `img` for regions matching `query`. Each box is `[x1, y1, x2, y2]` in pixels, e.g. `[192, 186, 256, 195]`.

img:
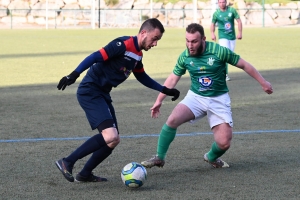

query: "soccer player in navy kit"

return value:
[55, 18, 180, 183]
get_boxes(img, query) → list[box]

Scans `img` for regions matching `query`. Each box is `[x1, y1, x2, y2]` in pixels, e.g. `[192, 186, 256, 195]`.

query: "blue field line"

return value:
[0, 129, 299, 143]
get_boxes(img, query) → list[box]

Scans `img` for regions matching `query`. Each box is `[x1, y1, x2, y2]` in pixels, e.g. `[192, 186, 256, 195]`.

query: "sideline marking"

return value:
[0, 129, 299, 143]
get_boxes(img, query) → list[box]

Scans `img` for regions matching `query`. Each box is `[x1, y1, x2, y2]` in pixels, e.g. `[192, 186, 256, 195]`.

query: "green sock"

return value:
[207, 142, 227, 161]
[157, 124, 177, 160]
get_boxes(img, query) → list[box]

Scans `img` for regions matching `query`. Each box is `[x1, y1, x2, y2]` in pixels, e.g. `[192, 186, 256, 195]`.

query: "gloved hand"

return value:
[57, 71, 80, 91]
[162, 86, 180, 101]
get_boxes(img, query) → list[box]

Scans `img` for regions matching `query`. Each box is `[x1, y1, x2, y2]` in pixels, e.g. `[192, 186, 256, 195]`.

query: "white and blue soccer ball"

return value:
[121, 162, 147, 188]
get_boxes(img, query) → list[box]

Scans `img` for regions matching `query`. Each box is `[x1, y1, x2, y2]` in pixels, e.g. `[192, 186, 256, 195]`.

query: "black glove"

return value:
[57, 71, 80, 91]
[162, 86, 180, 101]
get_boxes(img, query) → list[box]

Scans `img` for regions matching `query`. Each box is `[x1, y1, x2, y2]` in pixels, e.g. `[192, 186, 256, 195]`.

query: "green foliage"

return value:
[105, 0, 119, 6]
[153, 0, 184, 4]
[153, 0, 294, 5]
[244, 0, 294, 5]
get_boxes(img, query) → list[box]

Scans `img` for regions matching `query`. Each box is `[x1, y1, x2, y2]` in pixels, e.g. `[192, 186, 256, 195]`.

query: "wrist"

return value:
[161, 86, 168, 94]
[70, 71, 80, 78]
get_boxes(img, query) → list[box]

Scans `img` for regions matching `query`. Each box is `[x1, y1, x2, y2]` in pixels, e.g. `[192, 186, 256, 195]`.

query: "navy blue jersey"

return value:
[77, 36, 145, 93]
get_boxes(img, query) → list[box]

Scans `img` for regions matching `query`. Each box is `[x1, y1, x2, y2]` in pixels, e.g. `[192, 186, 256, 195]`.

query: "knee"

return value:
[218, 142, 230, 150]
[109, 134, 120, 148]
[102, 128, 120, 148]
[216, 138, 232, 150]
[166, 116, 180, 128]
[213, 124, 232, 150]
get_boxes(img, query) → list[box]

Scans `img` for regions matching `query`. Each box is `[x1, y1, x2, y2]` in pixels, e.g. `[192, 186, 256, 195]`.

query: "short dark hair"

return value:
[139, 18, 165, 34]
[186, 23, 205, 37]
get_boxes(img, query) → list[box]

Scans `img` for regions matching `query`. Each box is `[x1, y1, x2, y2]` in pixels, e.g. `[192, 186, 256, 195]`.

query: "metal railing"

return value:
[0, 7, 297, 29]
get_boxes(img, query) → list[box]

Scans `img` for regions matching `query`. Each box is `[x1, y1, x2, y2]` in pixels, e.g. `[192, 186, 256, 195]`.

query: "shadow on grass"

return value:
[0, 67, 299, 140]
[0, 51, 92, 59]
[0, 68, 299, 199]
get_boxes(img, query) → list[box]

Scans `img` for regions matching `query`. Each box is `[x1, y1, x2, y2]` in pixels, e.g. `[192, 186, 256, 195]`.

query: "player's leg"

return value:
[204, 93, 232, 168]
[55, 89, 115, 182]
[227, 40, 236, 81]
[204, 123, 232, 167]
[219, 39, 231, 80]
[142, 90, 206, 168]
[228, 39, 236, 52]
[76, 103, 119, 182]
[141, 103, 194, 168]
[159, 103, 195, 158]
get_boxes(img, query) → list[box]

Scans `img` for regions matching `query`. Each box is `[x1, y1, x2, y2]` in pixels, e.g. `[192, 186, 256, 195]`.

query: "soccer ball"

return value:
[121, 162, 147, 188]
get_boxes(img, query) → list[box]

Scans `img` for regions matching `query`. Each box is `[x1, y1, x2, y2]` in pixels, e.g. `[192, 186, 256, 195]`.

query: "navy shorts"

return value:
[77, 84, 117, 130]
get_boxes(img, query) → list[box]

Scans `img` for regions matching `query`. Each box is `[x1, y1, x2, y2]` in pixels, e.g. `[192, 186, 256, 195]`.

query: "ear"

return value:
[140, 30, 148, 40]
[140, 30, 147, 35]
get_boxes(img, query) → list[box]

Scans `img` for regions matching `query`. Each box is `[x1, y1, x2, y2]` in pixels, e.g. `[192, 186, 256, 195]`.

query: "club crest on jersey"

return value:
[228, 13, 232, 17]
[190, 61, 195, 67]
[198, 76, 213, 87]
[120, 66, 132, 77]
[116, 42, 121, 46]
[225, 22, 231, 30]
[207, 57, 215, 66]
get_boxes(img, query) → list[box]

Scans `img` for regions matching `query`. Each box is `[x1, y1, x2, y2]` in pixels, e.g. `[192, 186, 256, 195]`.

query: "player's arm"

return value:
[74, 51, 105, 73]
[150, 52, 185, 118]
[210, 15, 217, 41]
[150, 73, 181, 118]
[57, 51, 104, 90]
[236, 18, 243, 40]
[235, 58, 273, 94]
[133, 68, 163, 91]
[133, 68, 180, 101]
[154, 51, 186, 102]
[210, 12, 217, 41]
[233, 8, 242, 40]
[155, 73, 181, 103]
[57, 39, 125, 91]
[75, 39, 126, 73]
[210, 23, 217, 41]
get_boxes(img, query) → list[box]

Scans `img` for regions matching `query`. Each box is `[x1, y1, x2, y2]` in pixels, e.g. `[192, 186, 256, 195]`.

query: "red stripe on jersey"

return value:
[99, 48, 108, 61]
[133, 68, 145, 73]
[123, 37, 143, 56]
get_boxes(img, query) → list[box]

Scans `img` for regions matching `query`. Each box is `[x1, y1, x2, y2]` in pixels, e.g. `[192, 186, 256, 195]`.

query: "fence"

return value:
[0, 7, 298, 29]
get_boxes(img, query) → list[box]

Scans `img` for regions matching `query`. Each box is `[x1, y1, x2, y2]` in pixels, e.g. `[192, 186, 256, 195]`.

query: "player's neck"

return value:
[200, 42, 206, 55]
[220, 6, 227, 12]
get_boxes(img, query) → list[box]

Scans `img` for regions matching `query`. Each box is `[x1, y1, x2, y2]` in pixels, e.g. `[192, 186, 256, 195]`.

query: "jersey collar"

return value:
[132, 36, 141, 52]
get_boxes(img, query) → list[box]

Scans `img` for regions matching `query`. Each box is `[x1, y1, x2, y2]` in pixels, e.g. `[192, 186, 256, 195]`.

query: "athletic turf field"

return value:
[0, 27, 299, 199]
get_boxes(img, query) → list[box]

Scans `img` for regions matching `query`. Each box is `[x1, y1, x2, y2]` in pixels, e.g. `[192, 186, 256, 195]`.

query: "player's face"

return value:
[186, 31, 206, 56]
[141, 28, 163, 51]
[218, 0, 227, 10]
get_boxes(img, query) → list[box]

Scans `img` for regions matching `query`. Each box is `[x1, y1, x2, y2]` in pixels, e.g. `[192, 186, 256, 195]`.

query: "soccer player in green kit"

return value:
[211, 0, 242, 81]
[141, 23, 273, 169]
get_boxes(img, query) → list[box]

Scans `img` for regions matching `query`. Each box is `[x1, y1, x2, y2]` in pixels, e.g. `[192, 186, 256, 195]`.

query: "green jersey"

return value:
[173, 41, 240, 97]
[212, 7, 240, 40]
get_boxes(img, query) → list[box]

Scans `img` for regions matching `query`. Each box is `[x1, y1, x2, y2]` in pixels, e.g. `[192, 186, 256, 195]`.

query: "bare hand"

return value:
[150, 101, 162, 118]
[237, 33, 242, 40]
[211, 34, 216, 41]
[262, 81, 273, 94]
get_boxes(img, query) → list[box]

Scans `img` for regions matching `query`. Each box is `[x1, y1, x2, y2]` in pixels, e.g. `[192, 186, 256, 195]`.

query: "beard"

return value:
[141, 37, 148, 51]
[188, 42, 204, 56]
[196, 43, 204, 55]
